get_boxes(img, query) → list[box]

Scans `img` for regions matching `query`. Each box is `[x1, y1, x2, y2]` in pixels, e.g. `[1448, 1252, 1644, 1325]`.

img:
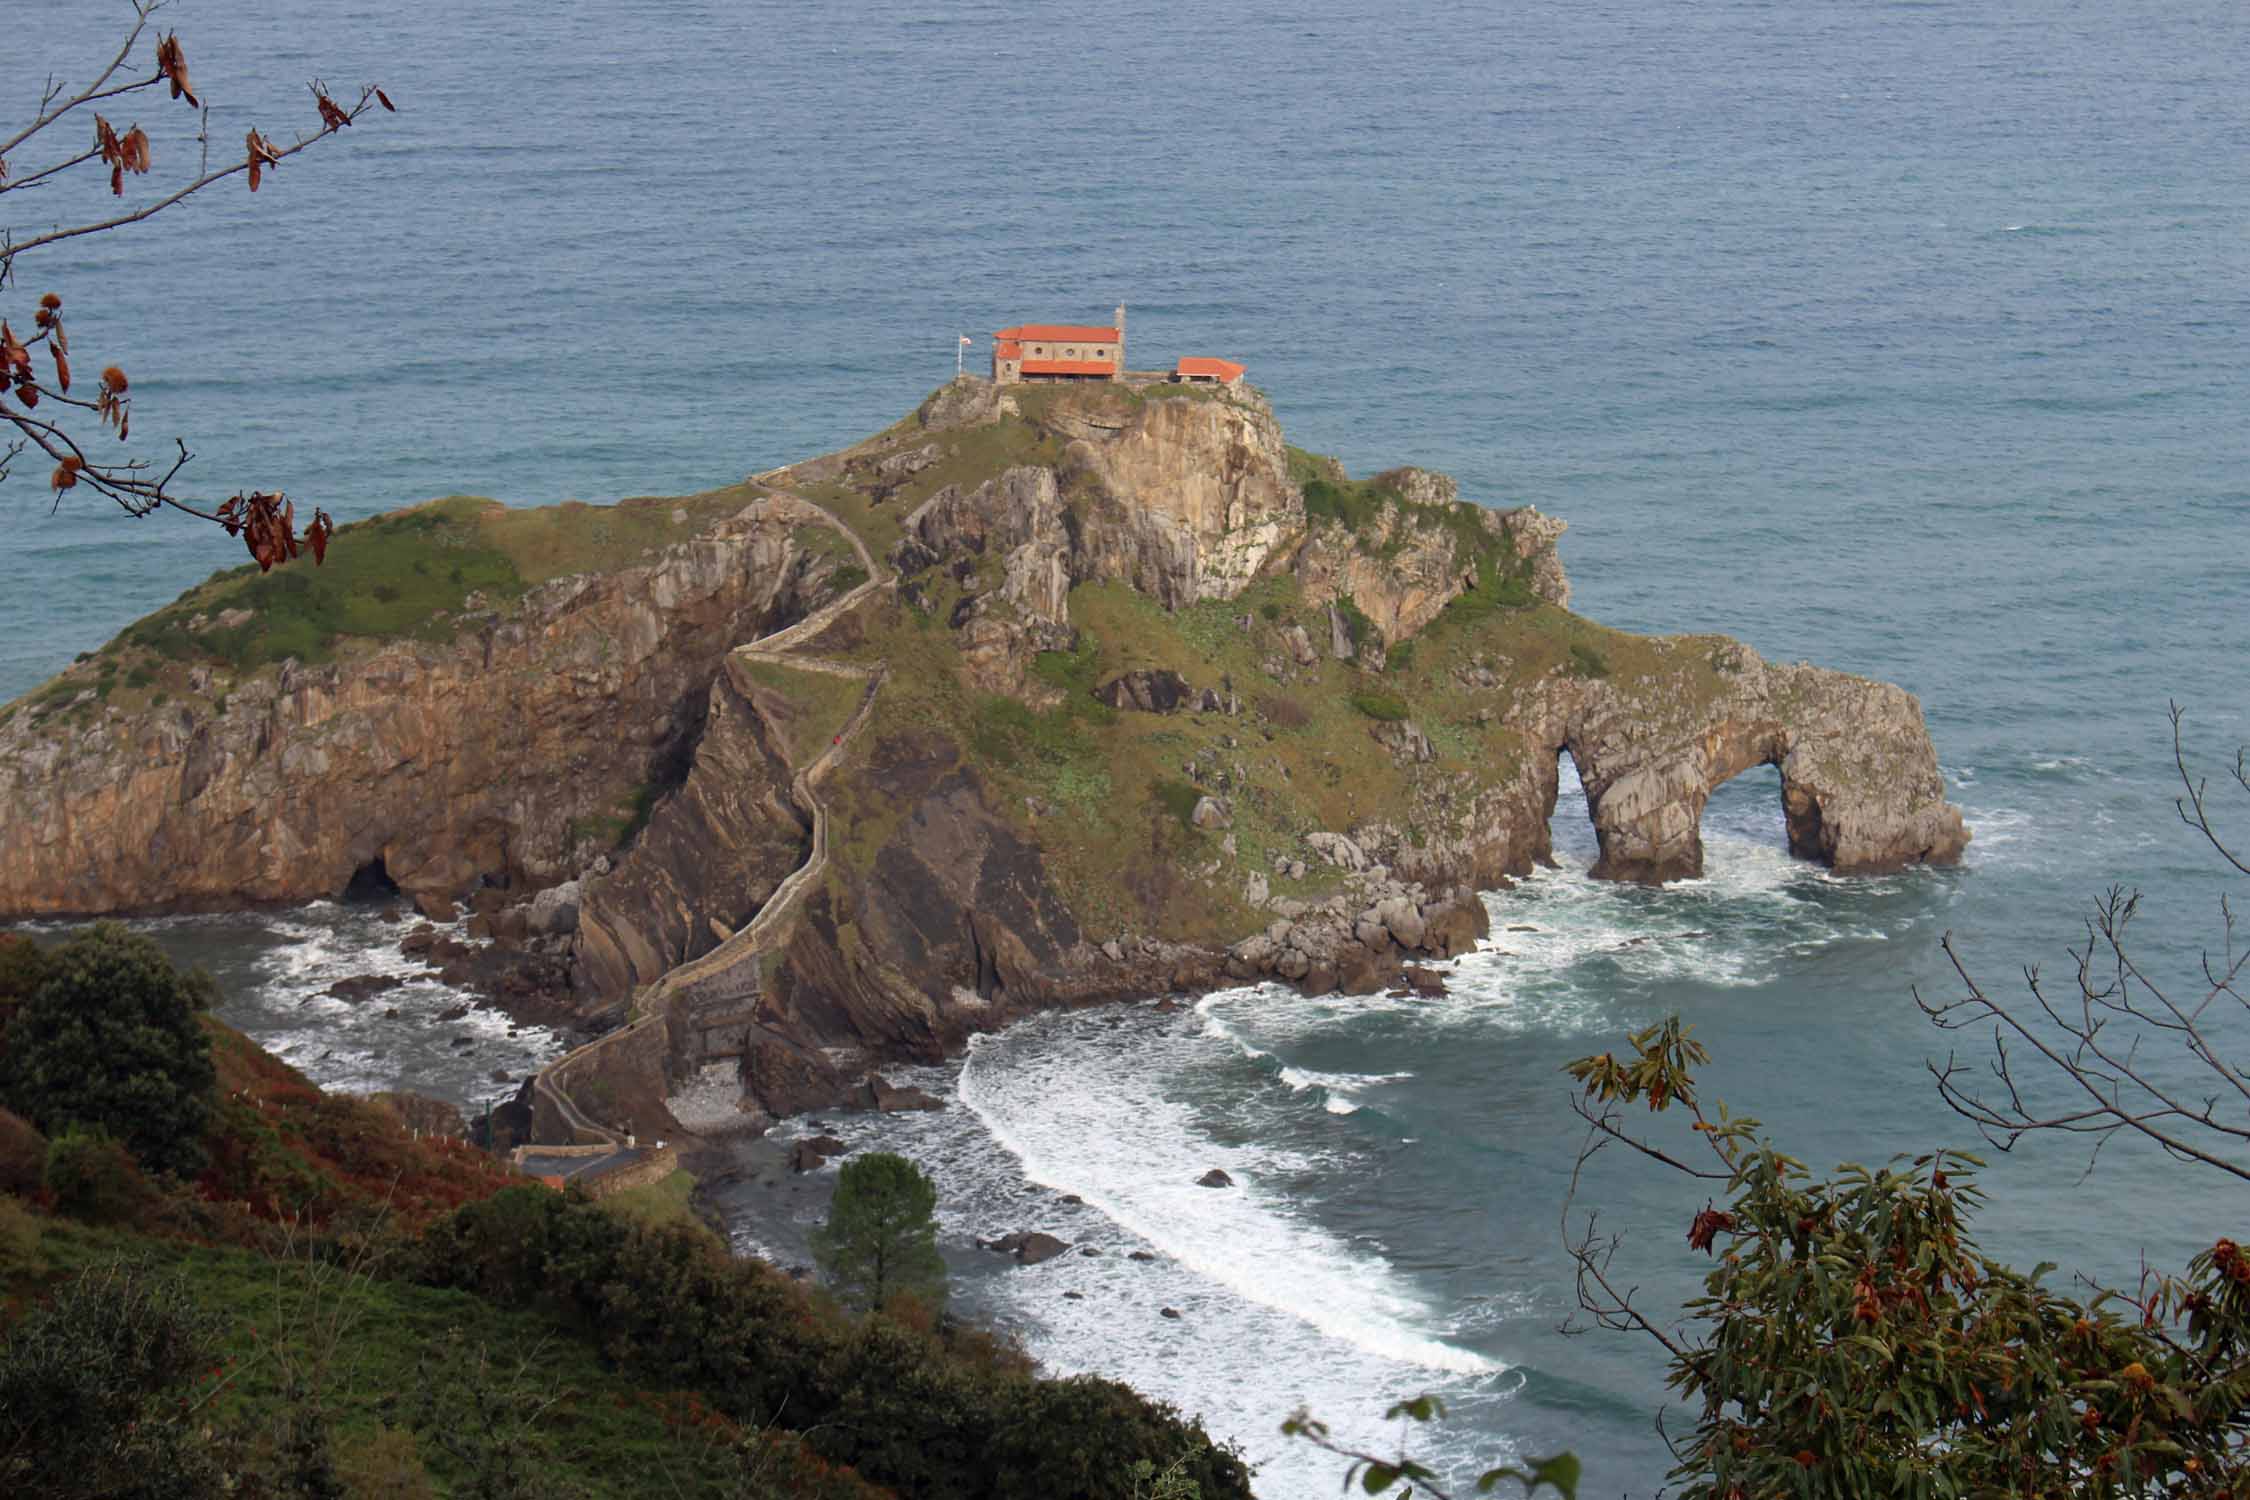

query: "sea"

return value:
[6, 1, 2248, 1493]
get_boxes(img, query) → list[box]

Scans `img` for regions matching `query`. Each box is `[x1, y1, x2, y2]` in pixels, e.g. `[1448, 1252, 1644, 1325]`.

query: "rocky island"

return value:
[0, 378, 1967, 1142]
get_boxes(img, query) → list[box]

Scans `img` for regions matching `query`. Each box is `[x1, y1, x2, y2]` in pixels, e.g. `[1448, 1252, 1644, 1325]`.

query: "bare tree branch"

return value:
[1914, 710, 2250, 1184]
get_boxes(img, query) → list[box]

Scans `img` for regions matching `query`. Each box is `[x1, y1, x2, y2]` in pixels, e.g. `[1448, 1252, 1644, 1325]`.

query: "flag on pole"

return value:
[959, 335, 972, 345]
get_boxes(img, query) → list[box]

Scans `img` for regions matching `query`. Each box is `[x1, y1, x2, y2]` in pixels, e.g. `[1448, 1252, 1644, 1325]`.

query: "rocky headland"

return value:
[0, 378, 1967, 1142]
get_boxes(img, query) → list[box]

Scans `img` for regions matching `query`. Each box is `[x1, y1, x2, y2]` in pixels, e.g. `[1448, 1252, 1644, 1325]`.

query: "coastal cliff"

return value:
[0, 379, 1967, 1135]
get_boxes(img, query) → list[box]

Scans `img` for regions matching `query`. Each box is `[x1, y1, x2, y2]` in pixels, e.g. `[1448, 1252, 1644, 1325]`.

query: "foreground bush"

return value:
[0, 924, 217, 1177]
[415, 1186, 1254, 1499]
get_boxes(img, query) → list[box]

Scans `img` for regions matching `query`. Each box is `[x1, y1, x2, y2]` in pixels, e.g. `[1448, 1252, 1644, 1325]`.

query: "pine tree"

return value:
[0, 923, 217, 1178]
[811, 1151, 947, 1312]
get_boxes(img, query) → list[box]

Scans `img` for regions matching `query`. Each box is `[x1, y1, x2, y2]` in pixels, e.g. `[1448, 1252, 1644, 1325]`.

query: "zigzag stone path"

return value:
[531, 488, 888, 1149]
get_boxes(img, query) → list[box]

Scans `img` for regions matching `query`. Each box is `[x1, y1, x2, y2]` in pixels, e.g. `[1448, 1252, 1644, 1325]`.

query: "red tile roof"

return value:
[995, 341, 1023, 360]
[1018, 359, 1118, 377]
[1176, 356, 1246, 381]
[996, 324, 1121, 343]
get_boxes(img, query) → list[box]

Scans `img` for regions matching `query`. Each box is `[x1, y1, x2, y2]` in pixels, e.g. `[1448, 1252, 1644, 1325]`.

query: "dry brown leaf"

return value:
[156, 33, 198, 108]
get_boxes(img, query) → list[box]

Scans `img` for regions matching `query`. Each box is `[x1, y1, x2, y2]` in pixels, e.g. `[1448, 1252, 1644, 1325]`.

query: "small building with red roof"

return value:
[993, 307, 1125, 383]
[985, 305, 1249, 391]
[1174, 356, 1247, 388]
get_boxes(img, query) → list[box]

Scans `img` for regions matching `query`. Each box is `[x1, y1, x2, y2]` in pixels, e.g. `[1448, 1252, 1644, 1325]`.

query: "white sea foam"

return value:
[960, 1023, 1496, 1376]
[1274, 1064, 1413, 1115]
[218, 903, 565, 1108]
[776, 1022, 1514, 1495]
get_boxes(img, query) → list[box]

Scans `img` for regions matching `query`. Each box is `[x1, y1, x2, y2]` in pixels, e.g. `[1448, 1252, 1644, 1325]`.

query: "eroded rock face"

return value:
[573, 654, 811, 1001]
[1292, 497, 1569, 644]
[637, 727, 1208, 1120]
[895, 466, 1075, 697]
[0, 497, 844, 919]
[1051, 392, 1301, 607]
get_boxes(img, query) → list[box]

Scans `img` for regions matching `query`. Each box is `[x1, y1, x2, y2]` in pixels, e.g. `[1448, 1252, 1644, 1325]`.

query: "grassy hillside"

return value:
[3, 483, 765, 729]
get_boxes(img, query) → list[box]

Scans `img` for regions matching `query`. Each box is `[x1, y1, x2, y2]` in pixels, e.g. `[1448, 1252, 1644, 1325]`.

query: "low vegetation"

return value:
[5, 484, 764, 725]
[0, 929, 1252, 1498]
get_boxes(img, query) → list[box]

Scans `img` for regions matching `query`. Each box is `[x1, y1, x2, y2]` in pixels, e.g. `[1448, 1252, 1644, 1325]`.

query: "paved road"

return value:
[532, 489, 888, 1148]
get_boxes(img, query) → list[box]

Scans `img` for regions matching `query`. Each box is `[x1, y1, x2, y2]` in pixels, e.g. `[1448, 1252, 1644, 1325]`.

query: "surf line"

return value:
[954, 1030, 1501, 1376]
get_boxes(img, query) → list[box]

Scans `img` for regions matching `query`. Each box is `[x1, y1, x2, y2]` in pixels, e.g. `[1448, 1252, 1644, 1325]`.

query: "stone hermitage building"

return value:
[990, 305, 1246, 389]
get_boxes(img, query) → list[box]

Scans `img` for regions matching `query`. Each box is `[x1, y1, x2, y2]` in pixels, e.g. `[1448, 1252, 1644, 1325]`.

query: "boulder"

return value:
[1197, 1168, 1233, 1188]
[1095, 669, 1195, 714]
[324, 973, 405, 1004]
[1338, 946, 1389, 996]
[1400, 965, 1448, 998]
[791, 1134, 848, 1173]
[1128, 1250, 1157, 1262]
[528, 880, 582, 936]
[1305, 832, 1368, 871]
[1422, 899, 1489, 957]
[866, 1075, 946, 1113]
[1374, 896, 1426, 950]
[1190, 796, 1232, 831]
[1016, 1232, 1071, 1266]
[1372, 718, 1435, 764]
[1280, 624, 1319, 666]
[1160, 1306, 1183, 1320]
[1244, 872, 1270, 907]
[414, 893, 458, 923]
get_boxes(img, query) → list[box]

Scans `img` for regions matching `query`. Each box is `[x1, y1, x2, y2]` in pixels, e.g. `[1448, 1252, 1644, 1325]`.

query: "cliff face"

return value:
[0, 379, 1969, 1138]
[0, 495, 848, 917]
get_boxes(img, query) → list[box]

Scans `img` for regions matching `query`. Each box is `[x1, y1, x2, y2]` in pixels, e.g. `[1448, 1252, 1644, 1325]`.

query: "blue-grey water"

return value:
[7, 1, 2248, 1493]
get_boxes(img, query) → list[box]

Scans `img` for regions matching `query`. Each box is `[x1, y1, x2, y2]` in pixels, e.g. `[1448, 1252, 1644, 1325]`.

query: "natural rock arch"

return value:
[1543, 658, 1969, 885]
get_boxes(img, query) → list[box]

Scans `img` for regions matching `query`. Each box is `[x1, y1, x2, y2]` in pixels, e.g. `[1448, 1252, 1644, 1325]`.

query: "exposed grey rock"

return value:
[1190, 795, 1232, 831]
[1096, 669, 1195, 713]
[1197, 1168, 1234, 1188]
[1327, 604, 1357, 661]
[1244, 872, 1270, 907]
[1372, 719, 1435, 764]
[528, 880, 581, 936]
[865, 1075, 945, 1113]
[1375, 896, 1426, 950]
[1305, 832, 1368, 871]
[1281, 623, 1319, 666]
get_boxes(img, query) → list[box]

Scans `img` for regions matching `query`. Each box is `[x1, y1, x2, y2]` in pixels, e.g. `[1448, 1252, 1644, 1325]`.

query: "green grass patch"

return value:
[567, 781, 661, 852]
[1349, 689, 1411, 722]
[739, 658, 871, 769]
[1152, 777, 1203, 829]
[1568, 642, 1611, 679]
[598, 1168, 714, 1244]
